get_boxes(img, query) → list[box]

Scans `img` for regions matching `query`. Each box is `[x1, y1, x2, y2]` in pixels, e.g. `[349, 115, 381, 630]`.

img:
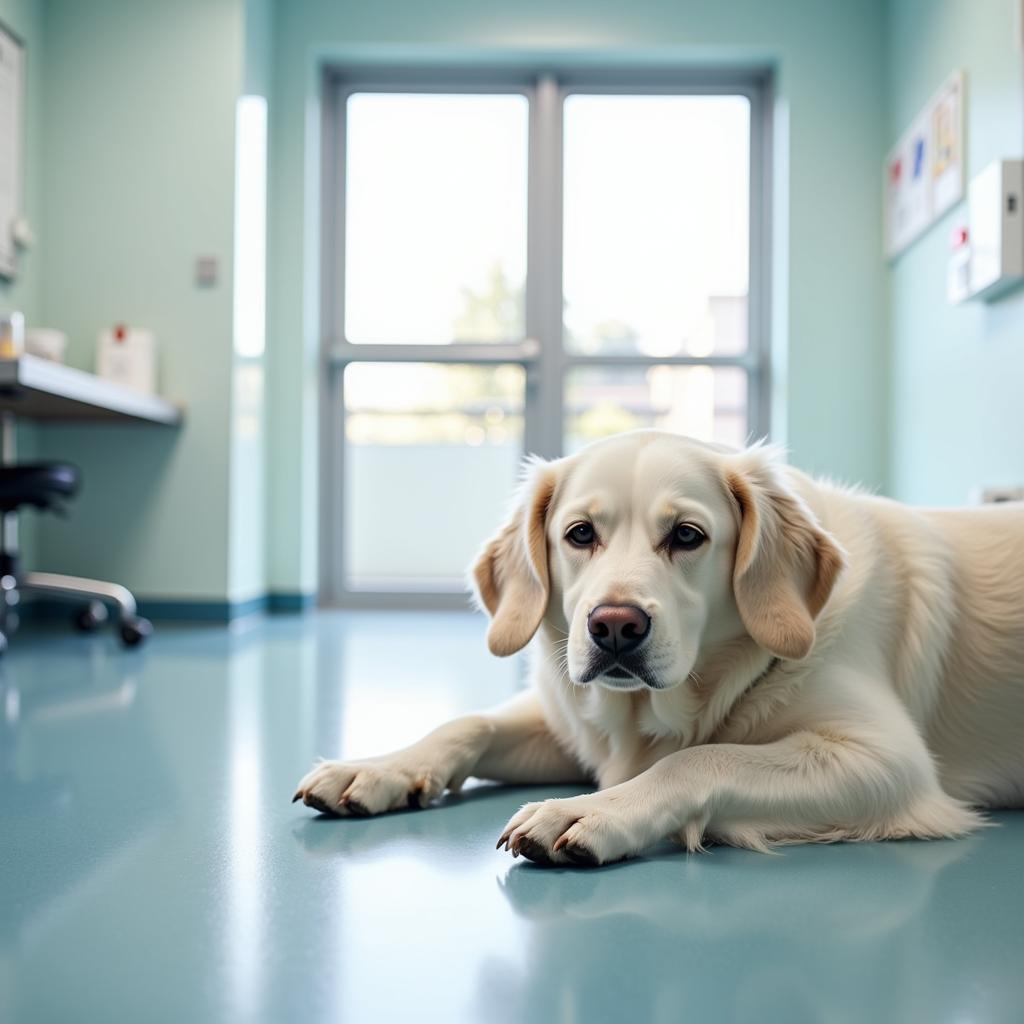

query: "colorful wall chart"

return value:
[885, 70, 965, 259]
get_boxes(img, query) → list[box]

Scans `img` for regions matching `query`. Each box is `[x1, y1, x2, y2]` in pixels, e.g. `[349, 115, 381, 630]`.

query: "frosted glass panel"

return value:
[344, 363, 525, 589]
[565, 365, 748, 454]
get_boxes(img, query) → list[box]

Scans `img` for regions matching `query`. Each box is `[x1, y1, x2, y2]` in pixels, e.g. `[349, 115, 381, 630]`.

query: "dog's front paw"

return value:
[292, 758, 445, 817]
[497, 794, 640, 867]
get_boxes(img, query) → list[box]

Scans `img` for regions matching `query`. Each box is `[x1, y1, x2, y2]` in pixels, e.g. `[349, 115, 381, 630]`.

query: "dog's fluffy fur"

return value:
[295, 432, 1024, 866]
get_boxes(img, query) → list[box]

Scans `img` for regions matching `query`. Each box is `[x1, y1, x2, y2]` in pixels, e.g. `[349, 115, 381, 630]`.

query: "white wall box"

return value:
[951, 159, 1024, 303]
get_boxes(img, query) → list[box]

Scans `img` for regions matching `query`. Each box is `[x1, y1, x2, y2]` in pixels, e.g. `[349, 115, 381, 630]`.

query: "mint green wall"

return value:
[32, 0, 245, 601]
[21, 1, 1000, 607]
[1, 0, 276, 608]
[266, 0, 890, 596]
[886, 0, 1024, 504]
[244, 0, 272, 96]
[0, 0, 42, 323]
[226, 0, 273, 602]
[0, 0, 43, 560]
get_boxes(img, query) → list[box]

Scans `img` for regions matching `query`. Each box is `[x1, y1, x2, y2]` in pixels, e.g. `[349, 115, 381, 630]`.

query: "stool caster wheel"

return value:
[75, 601, 109, 632]
[119, 616, 152, 647]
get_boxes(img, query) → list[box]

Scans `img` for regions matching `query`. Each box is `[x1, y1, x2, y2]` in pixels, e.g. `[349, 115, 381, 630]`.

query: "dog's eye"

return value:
[566, 522, 596, 547]
[670, 523, 706, 551]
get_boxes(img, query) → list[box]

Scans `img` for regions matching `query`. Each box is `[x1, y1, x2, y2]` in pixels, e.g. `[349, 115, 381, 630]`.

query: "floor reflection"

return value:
[0, 641, 152, 946]
[487, 833, 1009, 1023]
[225, 643, 267, 1022]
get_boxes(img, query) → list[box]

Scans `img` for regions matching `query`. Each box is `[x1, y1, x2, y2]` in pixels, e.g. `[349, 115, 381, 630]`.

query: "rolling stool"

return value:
[0, 459, 152, 654]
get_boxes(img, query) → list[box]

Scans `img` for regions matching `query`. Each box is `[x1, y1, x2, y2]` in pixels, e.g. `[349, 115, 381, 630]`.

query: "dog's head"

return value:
[471, 432, 844, 691]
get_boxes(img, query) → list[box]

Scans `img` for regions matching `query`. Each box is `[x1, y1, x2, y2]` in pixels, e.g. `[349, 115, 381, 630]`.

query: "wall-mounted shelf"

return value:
[0, 355, 183, 425]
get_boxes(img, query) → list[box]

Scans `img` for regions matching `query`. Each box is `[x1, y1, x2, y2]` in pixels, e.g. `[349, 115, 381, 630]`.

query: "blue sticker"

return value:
[913, 137, 925, 178]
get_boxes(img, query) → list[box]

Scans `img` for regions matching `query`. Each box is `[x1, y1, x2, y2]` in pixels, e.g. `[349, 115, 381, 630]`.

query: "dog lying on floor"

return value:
[294, 431, 1024, 866]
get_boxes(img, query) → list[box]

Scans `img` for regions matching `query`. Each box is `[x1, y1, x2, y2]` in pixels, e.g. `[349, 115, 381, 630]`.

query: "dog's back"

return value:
[802, 478, 1024, 808]
[922, 503, 1024, 806]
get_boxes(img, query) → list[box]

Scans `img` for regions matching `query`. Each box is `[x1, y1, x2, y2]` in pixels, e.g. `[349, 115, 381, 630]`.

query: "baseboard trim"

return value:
[267, 592, 317, 613]
[21, 592, 317, 623]
[142, 599, 255, 622]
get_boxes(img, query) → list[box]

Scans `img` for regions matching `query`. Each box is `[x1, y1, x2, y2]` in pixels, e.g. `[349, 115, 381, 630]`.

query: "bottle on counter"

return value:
[0, 312, 25, 359]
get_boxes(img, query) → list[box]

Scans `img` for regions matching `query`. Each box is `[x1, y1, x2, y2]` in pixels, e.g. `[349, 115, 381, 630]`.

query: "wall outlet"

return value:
[976, 485, 1024, 504]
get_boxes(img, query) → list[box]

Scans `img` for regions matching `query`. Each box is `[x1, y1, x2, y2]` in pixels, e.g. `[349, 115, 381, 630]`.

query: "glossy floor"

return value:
[1, 611, 1022, 1023]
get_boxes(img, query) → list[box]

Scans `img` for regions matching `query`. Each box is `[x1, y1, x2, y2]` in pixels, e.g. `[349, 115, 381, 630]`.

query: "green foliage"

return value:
[453, 263, 524, 343]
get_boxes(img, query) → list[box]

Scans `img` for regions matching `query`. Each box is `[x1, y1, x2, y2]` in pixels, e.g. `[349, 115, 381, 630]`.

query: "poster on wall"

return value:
[885, 111, 931, 255]
[0, 20, 25, 280]
[931, 72, 965, 217]
[884, 70, 965, 259]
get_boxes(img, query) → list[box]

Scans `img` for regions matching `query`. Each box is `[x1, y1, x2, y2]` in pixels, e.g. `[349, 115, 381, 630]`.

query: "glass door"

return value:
[326, 87, 537, 599]
[561, 91, 754, 452]
[324, 73, 767, 605]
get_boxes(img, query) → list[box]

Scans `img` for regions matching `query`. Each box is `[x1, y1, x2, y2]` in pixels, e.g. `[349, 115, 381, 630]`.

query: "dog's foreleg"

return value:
[498, 725, 980, 865]
[293, 691, 588, 816]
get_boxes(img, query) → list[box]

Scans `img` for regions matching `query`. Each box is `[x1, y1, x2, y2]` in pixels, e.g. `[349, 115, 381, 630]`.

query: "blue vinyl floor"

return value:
[1, 611, 1022, 1023]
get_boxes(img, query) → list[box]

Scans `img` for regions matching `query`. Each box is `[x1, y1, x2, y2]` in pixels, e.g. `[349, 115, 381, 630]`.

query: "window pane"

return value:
[344, 363, 525, 589]
[345, 93, 529, 345]
[563, 95, 750, 357]
[565, 365, 748, 454]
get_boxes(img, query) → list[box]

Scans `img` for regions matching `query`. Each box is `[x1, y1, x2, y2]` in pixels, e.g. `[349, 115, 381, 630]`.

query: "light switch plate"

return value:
[196, 256, 218, 287]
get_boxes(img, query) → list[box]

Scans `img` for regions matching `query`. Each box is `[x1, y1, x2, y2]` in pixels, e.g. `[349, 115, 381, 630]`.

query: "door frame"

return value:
[318, 65, 773, 608]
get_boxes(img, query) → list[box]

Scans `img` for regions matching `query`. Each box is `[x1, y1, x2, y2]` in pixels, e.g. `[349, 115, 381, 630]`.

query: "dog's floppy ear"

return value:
[725, 449, 845, 660]
[471, 459, 558, 657]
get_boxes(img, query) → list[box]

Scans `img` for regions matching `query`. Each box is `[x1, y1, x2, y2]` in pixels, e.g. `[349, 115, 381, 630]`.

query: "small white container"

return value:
[25, 328, 68, 363]
[97, 324, 156, 394]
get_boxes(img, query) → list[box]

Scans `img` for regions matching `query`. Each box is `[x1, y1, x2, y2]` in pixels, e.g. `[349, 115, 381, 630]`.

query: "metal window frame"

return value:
[319, 66, 772, 608]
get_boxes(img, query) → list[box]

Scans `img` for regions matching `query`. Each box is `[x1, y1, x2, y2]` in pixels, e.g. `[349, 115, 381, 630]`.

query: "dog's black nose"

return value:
[587, 605, 651, 654]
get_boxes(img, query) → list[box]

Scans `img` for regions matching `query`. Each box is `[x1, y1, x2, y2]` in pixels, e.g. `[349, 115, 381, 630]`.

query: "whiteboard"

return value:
[0, 21, 24, 280]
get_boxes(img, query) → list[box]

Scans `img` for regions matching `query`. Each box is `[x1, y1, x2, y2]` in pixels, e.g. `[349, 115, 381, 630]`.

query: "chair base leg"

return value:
[21, 571, 138, 621]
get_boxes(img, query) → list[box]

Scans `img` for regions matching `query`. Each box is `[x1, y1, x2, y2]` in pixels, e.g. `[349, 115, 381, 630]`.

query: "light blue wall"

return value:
[244, 0, 272, 97]
[2, 0, 277, 609]
[266, 0, 890, 597]
[22, 1, 1000, 609]
[227, 0, 273, 603]
[0, 0, 42, 324]
[0, 0, 44, 559]
[32, 0, 244, 601]
[886, 0, 1024, 504]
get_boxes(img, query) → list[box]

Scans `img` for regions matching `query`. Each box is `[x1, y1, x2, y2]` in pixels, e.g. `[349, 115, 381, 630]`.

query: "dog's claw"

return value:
[291, 790, 303, 804]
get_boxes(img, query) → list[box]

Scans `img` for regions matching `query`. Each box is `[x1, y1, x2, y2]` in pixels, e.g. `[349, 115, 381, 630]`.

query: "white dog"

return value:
[294, 432, 1024, 866]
